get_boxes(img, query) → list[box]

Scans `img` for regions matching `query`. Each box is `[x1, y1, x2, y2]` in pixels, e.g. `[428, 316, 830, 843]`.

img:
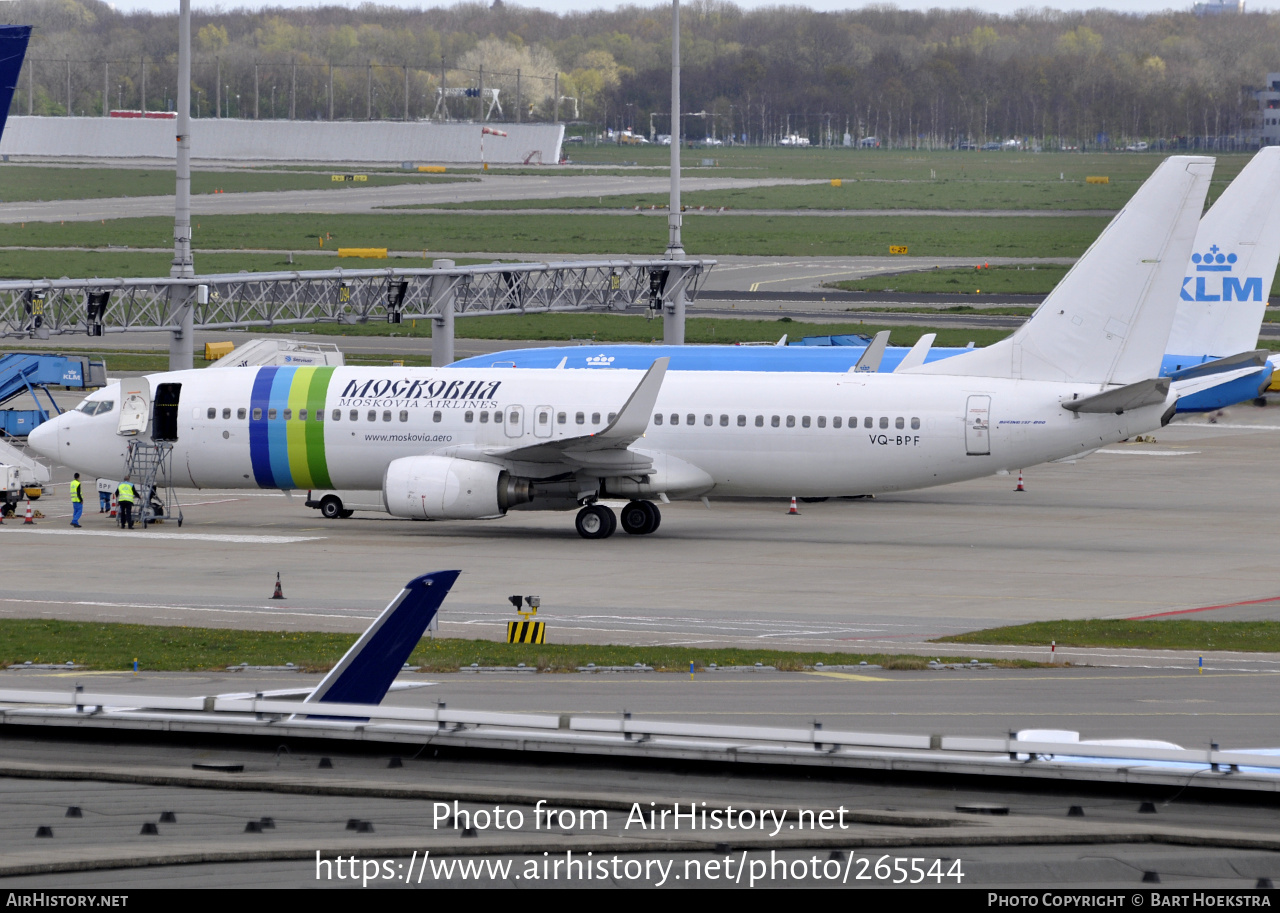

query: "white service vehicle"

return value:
[305, 489, 387, 519]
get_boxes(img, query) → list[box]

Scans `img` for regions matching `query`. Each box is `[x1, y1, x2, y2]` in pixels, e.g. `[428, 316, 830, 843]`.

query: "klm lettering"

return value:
[1180, 276, 1263, 302]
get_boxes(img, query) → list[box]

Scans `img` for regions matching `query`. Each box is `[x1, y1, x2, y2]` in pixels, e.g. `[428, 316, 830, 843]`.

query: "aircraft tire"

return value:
[645, 501, 661, 533]
[620, 500, 653, 535]
[576, 504, 616, 539]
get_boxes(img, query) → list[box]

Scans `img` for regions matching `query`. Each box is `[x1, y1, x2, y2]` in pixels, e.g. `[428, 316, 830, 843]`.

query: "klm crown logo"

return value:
[585, 354, 616, 367]
[1182, 244, 1262, 302]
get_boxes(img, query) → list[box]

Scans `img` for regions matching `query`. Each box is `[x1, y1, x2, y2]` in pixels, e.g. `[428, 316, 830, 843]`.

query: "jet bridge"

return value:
[0, 258, 714, 370]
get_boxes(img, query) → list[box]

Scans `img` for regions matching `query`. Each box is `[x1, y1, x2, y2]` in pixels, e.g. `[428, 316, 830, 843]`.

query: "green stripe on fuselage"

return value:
[305, 367, 335, 489]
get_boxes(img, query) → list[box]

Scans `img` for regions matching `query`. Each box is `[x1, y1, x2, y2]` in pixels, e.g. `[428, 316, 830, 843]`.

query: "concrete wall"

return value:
[0, 117, 564, 165]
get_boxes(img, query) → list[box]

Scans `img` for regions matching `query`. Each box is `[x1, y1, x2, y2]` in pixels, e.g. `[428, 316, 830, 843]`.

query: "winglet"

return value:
[590, 357, 669, 443]
[895, 333, 937, 372]
[304, 570, 460, 706]
[852, 330, 890, 373]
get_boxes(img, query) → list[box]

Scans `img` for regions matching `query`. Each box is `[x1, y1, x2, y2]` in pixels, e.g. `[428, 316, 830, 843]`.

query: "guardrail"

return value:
[2, 687, 1278, 788]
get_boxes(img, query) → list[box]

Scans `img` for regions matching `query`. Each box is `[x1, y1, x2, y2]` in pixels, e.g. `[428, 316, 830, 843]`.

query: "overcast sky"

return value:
[100, 1, 1280, 17]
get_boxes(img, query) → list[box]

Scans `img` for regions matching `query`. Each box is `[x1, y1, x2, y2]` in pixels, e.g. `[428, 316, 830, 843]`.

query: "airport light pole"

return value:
[169, 0, 195, 371]
[663, 0, 686, 345]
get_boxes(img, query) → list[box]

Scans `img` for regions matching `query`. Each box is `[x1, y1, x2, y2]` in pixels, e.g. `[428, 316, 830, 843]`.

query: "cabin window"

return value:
[557, 412, 566, 424]
[479, 411, 489, 423]
[720, 415, 729, 427]
[268, 408, 277, 420]
[786, 415, 796, 428]
[382, 411, 391, 422]
[864, 417, 873, 429]
[592, 412, 601, 425]
[576, 412, 585, 425]
[299, 409, 307, 421]
[348, 410, 357, 421]
[539, 411, 549, 425]
[465, 411, 474, 423]
[253, 408, 262, 420]
[285, 409, 293, 421]
[331, 409, 340, 421]
[509, 411, 519, 424]
[894, 416, 903, 429]
[737, 415, 746, 427]
[206, 407, 216, 419]
[701, 414, 710, 427]
[670, 414, 680, 425]
[400, 411, 409, 422]
[222, 408, 231, 420]
[817, 416, 826, 428]
[833, 417, 842, 428]
[801, 416, 811, 428]
[686, 414, 696, 426]
[367, 410, 376, 422]
[755, 415, 764, 427]
[879, 416, 888, 429]
[237, 408, 246, 420]
[771, 415, 780, 427]
[911, 417, 920, 430]
[433, 411, 442, 422]
[608, 412, 616, 423]
[654, 413, 663, 425]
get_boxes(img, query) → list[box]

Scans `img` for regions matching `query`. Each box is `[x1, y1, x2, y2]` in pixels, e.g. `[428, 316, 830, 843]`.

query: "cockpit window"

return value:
[76, 401, 95, 414]
[76, 400, 114, 416]
[97, 401, 113, 414]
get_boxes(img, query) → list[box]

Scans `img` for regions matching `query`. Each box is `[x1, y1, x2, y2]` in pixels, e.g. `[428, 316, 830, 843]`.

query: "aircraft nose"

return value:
[26, 415, 60, 460]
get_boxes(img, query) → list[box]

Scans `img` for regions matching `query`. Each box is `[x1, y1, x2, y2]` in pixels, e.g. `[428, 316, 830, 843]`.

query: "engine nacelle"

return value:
[382, 455, 531, 520]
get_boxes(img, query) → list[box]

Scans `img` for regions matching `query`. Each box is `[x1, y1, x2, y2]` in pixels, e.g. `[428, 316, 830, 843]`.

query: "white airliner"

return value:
[28, 156, 1256, 538]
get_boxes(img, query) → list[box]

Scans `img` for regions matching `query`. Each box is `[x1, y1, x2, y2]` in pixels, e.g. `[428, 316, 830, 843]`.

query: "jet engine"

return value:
[382, 455, 532, 520]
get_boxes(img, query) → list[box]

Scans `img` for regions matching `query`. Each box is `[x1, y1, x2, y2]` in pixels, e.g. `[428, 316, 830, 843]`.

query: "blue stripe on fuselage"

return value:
[267, 367, 296, 489]
[248, 367, 278, 487]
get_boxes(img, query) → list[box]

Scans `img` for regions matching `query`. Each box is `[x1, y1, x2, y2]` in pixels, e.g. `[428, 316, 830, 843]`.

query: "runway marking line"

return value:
[1129, 595, 1280, 620]
[0, 528, 323, 544]
[1094, 449, 1199, 456]
[803, 671, 890, 682]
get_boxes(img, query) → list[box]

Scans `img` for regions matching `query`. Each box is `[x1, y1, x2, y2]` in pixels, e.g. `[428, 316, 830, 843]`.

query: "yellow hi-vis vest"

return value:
[117, 482, 136, 503]
[69, 479, 82, 502]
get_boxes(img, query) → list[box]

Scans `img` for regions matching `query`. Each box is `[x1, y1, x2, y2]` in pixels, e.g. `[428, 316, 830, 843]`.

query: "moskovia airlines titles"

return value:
[29, 155, 1273, 539]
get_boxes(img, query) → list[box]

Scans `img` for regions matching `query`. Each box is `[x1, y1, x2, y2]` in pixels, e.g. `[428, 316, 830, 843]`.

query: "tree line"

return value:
[4, 0, 1276, 147]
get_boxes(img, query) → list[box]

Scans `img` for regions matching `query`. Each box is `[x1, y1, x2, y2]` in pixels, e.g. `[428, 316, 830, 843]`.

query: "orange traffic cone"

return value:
[109, 493, 118, 519]
[1014, 471, 1025, 492]
[788, 497, 800, 515]
[271, 572, 285, 600]
[23, 500, 34, 524]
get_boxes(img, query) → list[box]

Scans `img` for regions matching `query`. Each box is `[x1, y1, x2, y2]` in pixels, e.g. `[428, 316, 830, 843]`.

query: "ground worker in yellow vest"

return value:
[115, 476, 136, 530]
[69, 473, 83, 529]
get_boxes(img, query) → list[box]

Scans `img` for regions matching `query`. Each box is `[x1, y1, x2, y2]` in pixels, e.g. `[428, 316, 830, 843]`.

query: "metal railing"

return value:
[0, 258, 713, 338]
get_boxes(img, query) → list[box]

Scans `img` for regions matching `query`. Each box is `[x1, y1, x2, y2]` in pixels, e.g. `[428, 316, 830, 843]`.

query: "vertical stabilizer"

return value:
[1166, 147, 1280, 358]
[913, 156, 1213, 384]
[305, 570, 460, 706]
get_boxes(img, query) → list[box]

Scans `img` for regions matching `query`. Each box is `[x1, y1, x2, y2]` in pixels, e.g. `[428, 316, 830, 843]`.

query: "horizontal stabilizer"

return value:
[1062, 378, 1170, 414]
[1171, 365, 1267, 399]
[304, 570, 459, 706]
[852, 331, 889, 373]
[1168, 349, 1269, 382]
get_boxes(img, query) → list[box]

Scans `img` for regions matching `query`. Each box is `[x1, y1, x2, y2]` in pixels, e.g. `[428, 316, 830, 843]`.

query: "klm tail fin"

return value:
[913, 156, 1213, 384]
[1166, 147, 1280, 359]
[304, 570, 460, 706]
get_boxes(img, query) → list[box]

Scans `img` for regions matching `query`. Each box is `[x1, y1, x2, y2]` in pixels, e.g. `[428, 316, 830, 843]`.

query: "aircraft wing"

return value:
[487, 358, 669, 469]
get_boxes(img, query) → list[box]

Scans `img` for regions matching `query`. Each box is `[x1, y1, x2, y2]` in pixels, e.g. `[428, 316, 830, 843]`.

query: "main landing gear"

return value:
[575, 500, 661, 539]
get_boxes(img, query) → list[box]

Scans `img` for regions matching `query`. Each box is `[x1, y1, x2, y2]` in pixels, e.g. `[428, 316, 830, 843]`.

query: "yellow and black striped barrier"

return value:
[507, 620, 546, 644]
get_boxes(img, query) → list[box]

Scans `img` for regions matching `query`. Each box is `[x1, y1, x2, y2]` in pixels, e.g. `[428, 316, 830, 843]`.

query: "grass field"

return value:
[0, 165, 469, 202]
[832, 264, 1070, 295]
[936, 619, 1280, 653]
[0, 618, 1031, 673]
[0, 212, 1111, 260]
[0, 250, 473, 281]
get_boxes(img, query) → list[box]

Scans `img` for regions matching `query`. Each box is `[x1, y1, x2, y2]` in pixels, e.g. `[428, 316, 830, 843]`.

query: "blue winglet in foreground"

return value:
[303, 570, 460, 706]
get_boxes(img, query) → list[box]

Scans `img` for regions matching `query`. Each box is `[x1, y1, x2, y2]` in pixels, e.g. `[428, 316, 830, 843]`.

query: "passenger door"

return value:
[504, 405, 525, 439]
[965, 395, 991, 456]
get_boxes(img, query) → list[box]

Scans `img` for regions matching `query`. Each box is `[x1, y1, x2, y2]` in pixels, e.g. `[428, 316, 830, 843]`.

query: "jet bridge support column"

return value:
[430, 259, 456, 366]
[167, 288, 194, 372]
